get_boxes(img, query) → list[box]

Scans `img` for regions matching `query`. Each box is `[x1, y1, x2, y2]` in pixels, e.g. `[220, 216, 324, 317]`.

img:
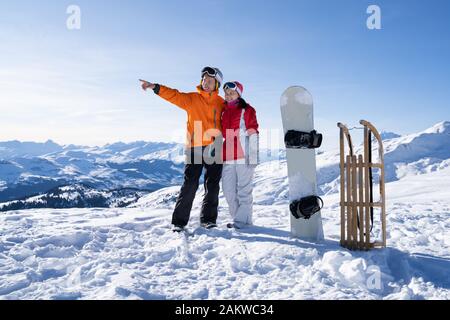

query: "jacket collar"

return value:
[225, 99, 240, 108]
[197, 85, 219, 99]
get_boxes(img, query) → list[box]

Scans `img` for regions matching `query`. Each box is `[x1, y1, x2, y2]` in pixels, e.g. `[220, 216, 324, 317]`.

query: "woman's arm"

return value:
[244, 106, 260, 166]
[245, 106, 259, 135]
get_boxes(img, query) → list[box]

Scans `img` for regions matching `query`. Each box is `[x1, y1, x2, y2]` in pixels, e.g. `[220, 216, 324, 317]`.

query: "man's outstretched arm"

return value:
[140, 79, 191, 111]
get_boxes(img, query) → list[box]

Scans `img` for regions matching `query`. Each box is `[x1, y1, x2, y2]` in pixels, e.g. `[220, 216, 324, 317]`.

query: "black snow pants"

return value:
[172, 146, 223, 227]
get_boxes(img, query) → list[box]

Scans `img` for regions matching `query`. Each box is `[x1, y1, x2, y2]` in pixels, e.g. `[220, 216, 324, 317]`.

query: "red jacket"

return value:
[221, 99, 259, 162]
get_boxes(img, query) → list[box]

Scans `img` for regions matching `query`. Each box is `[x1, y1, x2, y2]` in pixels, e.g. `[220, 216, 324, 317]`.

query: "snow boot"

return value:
[201, 222, 218, 229]
[172, 225, 185, 233]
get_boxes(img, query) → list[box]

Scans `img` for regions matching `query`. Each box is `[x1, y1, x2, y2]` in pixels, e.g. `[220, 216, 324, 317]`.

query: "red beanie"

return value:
[234, 81, 244, 96]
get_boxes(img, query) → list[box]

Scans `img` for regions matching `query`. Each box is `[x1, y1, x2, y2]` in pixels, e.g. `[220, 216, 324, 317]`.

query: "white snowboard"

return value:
[281, 86, 324, 241]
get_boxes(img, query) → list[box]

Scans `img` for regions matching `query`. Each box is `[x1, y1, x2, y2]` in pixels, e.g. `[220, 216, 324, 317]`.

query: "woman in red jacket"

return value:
[221, 81, 259, 229]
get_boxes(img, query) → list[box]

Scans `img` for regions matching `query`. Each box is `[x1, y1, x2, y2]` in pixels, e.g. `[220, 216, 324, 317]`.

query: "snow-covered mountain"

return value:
[0, 140, 65, 159]
[0, 141, 186, 203]
[0, 184, 149, 212]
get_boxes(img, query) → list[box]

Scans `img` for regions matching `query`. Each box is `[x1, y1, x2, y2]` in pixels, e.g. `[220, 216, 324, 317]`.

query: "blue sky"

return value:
[0, 0, 449, 149]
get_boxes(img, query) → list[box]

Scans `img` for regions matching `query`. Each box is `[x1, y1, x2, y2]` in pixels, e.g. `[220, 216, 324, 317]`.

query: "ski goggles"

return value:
[202, 67, 218, 78]
[223, 82, 242, 96]
[201, 67, 223, 86]
[223, 82, 237, 90]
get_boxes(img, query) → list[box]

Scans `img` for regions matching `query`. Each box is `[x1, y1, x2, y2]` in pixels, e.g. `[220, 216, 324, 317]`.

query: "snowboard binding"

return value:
[285, 130, 323, 149]
[290, 196, 324, 220]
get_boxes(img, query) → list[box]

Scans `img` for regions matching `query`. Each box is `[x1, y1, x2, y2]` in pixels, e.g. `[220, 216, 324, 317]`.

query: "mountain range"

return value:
[0, 121, 448, 211]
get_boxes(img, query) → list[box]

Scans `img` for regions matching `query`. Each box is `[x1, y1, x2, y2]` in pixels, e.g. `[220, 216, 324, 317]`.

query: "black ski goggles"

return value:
[202, 67, 218, 78]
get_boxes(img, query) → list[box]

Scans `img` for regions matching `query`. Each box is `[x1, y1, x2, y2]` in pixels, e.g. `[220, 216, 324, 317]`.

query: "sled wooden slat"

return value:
[372, 241, 384, 249]
[345, 163, 382, 169]
[358, 155, 365, 249]
[342, 202, 383, 207]
[351, 155, 358, 249]
[346, 155, 353, 248]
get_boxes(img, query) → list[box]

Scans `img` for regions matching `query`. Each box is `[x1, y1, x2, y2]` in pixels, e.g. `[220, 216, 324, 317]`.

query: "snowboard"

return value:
[281, 86, 324, 241]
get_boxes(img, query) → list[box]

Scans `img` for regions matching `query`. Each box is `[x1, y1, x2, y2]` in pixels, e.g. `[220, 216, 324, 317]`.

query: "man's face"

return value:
[224, 88, 240, 102]
[202, 74, 216, 93]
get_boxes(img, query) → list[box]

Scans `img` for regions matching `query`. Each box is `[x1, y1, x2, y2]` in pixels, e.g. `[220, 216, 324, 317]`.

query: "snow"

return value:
[0, 162, 449, 300]
[0, 122, 449, 300]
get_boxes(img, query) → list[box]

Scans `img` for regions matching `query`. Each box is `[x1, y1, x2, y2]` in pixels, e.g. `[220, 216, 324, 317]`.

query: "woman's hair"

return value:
[238, 97, 248, 109]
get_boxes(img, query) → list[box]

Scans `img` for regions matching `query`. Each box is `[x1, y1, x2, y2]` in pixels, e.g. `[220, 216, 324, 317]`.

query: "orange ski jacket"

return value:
[157, 85, 225, 148]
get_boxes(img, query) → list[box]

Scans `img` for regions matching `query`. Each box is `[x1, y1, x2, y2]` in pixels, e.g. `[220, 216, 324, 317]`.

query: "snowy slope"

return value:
[0, 162, 449, 300]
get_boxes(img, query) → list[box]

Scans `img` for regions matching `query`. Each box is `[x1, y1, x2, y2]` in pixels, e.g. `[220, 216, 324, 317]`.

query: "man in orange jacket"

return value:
[140, 67, 225, 232]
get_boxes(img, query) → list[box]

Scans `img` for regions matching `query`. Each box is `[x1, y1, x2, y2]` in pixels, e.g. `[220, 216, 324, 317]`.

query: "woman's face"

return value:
[202, 75, 216, 93]
[224, 88, 240, 102]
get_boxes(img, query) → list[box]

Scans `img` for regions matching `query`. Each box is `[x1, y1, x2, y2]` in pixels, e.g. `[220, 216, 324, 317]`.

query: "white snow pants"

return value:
[222, 163, 256, 227]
